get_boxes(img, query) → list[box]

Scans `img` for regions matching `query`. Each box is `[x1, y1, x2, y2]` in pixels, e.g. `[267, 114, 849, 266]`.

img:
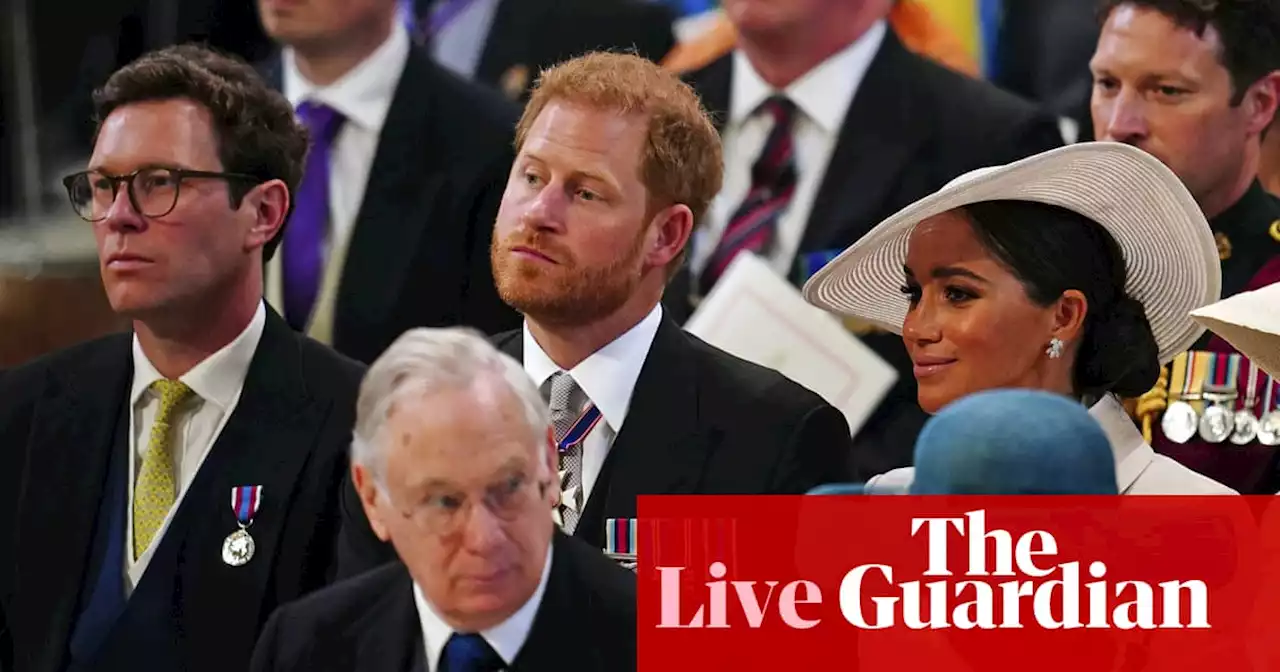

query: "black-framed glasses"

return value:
[62, 167, 262, 222]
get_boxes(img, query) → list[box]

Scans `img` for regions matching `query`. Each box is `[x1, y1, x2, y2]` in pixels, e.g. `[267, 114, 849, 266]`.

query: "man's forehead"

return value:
[1096, 5, 1227, 67]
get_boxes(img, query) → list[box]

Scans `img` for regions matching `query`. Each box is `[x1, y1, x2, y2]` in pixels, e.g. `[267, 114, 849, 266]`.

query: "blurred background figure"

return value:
[1087, 0, 1280, 493]
[400, 0, 678, 101]
[909, 389, 1119, 495]
[662, 0, 1065, 482]
[255, 0, 521, 364]
[251, 328, 636, 671]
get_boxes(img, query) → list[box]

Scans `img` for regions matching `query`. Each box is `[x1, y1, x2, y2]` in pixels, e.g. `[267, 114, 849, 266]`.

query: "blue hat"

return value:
[910, 388, 1118, 495]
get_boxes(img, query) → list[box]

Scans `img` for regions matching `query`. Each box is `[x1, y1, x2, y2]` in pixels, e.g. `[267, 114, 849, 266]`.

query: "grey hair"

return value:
[351, 327, 551, 479]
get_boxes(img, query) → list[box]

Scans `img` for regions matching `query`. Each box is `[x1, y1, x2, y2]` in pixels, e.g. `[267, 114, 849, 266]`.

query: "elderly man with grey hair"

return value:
[250, 328, 637, 672]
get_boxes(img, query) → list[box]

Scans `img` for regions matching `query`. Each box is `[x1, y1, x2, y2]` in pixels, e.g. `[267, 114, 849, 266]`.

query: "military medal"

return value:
[605, 518, 638, 571]
[1162, 352, 1199, 444]
[556, 404, 602, 527]
[1231, 359, 1261, 445]
[1199, 353, 1239, 443]
[222, 485, 262, 567]
[1258, 374, 1280, 447]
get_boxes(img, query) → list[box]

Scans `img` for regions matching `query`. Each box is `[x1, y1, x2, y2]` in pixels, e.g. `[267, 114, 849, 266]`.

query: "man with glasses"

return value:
[250, 328, 636, 671]
[0, 44, 365, 672]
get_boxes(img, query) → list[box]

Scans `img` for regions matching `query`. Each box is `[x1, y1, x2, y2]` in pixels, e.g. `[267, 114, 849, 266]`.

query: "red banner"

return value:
[636, 496, 1280, 671]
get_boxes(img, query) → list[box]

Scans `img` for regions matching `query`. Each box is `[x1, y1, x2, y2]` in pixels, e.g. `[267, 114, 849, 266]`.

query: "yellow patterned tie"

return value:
[133, 379, 195, 560]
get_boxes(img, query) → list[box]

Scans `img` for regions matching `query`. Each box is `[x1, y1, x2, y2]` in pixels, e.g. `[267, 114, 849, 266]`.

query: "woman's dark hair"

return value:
[961, 200, 1161, 400]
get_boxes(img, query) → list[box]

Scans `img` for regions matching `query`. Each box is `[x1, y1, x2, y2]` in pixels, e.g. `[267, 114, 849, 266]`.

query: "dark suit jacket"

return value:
[0, 307, 365, 672]
[335, 313, 854, 577]
[433, 0, 676, 101]
[670, 29, 1066, 478]
[251, 531, 636, 672]
[262, 45, 522, 364]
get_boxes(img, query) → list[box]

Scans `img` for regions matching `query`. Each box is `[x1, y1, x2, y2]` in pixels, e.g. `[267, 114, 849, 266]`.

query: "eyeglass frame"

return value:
[379, 470, 557, 537]
[61, 166, 264, 222]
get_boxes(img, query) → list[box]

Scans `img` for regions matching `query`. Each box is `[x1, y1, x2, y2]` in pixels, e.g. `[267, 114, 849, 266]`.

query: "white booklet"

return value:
[684, 253, 898, 436]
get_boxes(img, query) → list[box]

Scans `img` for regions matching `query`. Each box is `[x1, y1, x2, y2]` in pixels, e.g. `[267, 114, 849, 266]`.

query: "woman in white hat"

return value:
[804, 142, 1235, 494]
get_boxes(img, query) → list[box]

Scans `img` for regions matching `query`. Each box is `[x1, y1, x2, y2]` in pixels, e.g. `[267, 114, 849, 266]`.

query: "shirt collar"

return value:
[415, 542, 554, 668]
[281, 17, 410, 132]
[1088, 395, 1153, 494]
[130, 301, 267, 412]
[729, 19, 886, 134]
[522, 304, 664, 433]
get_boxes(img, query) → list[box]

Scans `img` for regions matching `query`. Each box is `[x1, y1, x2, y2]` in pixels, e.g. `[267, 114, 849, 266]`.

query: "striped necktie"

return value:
[133, 379, 195, 560]
[699, 95, 799, 294]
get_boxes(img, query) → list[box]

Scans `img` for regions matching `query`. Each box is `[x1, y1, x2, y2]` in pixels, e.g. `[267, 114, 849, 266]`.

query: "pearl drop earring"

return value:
[1046, 337, 1064, 360]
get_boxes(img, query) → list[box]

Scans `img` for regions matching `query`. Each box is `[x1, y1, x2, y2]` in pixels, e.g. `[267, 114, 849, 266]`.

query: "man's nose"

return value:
[1100, 93, 1150, 144]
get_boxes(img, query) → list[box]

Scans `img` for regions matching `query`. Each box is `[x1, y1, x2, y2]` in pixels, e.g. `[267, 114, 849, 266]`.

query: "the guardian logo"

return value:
[657, 510, 1209, 630]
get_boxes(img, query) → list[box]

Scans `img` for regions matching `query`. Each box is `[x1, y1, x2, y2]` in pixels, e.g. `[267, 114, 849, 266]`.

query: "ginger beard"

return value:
[490, 220, 651, 326]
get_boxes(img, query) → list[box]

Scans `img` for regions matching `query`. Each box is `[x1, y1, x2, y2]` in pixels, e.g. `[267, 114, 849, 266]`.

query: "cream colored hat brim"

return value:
[801, 142, 1221, 365]
[1190, 282, 1280, 379]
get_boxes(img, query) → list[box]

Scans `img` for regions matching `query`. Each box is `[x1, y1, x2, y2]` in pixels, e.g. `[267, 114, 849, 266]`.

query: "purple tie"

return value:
[283, 101, 345, 331]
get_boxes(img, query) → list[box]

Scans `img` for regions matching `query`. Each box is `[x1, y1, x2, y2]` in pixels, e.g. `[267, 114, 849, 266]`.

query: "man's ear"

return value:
[352, 462, 392, 542]
[1245, 71, 1280, 137]
[242, 179, 290, 253]
[644, 204, 694, 271]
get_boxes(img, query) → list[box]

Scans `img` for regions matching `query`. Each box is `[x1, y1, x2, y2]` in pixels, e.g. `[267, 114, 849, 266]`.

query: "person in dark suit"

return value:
[409, 0, 677, 100]
[667, 0, 1066, 480]
[1090, 0, 1280, 493]
[256, 0, 522, 364]
[334, 51, 854, 578]
[0, 45, 365, 672]
[252, 328, 636, 671]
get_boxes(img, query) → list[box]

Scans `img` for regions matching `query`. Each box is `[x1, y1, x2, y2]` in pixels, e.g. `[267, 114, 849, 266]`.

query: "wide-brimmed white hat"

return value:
[802, 141, 1221, 365]
[1190, 282, 1280, 379]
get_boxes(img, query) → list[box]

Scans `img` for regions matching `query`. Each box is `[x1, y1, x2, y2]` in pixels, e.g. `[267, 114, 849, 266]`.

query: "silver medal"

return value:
[1162, 400, 1199, 444]
[1199, 404, 1235, 443]
[222, 527, 256, 566]
[1259, 411, 1280, 447]
[1231, 411, 1260, 445]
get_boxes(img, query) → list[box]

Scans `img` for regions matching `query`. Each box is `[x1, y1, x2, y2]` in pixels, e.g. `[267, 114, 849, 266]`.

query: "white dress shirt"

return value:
[125, 301, 267, 593]
[267, 17, 411, 342]
[863, 395, 1238, 495]
[691, 20, 887, 280]
[522, 304, 663, 506]
[413, 543, 553, 670]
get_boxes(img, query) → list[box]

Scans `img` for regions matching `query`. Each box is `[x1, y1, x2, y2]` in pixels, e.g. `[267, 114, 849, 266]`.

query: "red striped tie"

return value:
[699, 95, 798, 294]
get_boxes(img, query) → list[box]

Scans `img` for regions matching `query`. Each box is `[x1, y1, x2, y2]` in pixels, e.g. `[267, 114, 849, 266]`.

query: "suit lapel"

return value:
[14, 337, 132, 670]
[581, 319, 718, 541]
[333, 48, 462, 352]
[800, 32, 928, 252]
[513, 532, 602, 669]
[172, 310, 332, 659]
[352, 566, 423, 672]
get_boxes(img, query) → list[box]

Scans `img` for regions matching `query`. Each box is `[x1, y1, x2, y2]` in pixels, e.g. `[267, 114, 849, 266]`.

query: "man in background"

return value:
[257, 0, 521, 364]
[1090, 0, 1280, 492]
